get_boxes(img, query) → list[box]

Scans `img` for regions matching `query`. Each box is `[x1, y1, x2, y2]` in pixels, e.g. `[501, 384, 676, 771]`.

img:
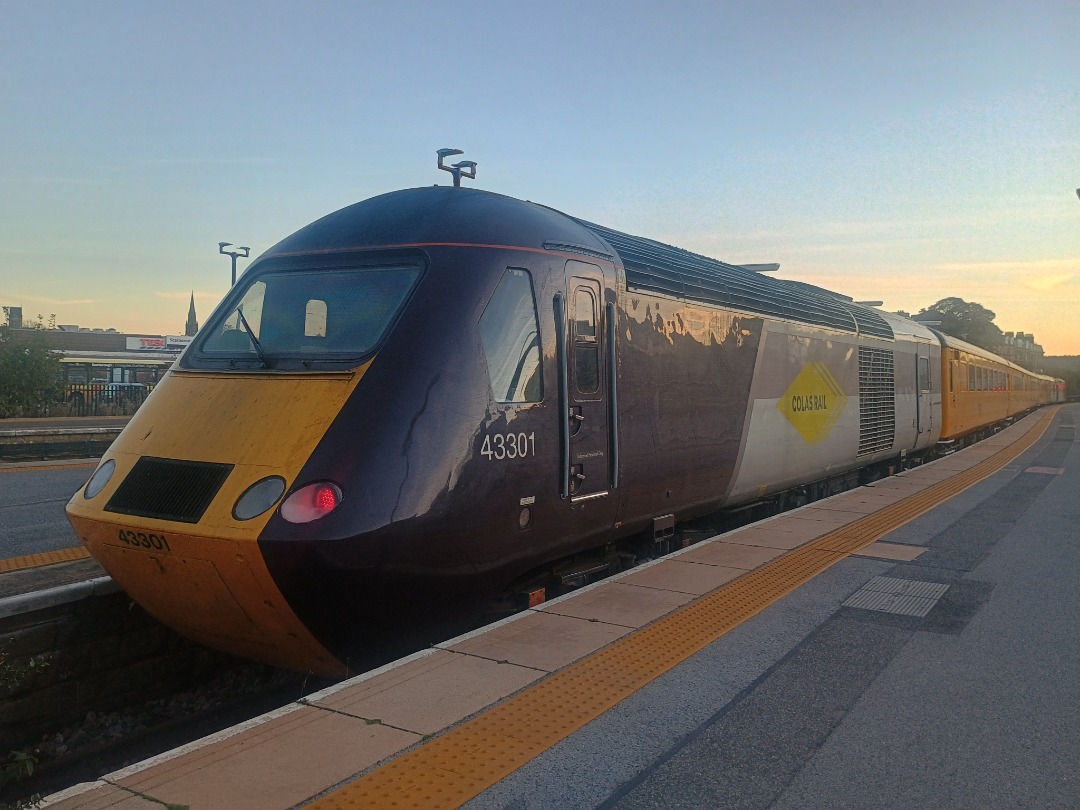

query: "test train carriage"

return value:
[66, 186, 1063, 676]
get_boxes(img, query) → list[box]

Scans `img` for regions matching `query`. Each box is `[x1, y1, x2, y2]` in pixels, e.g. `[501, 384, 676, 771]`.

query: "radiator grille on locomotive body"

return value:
[858, 347, 895, 456]
[105, 457, 234, 523]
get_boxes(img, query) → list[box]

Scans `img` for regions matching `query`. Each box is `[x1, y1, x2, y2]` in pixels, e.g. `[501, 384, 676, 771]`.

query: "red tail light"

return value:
[314, 485, 338, 511]
[280, 481, 343, 524]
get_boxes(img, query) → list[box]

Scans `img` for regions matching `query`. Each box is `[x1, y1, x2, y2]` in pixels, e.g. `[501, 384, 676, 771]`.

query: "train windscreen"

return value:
[196, 264, 421, 367]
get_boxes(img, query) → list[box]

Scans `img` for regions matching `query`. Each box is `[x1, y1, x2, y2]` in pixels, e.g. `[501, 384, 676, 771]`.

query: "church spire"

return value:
[185, 292, 199, 336]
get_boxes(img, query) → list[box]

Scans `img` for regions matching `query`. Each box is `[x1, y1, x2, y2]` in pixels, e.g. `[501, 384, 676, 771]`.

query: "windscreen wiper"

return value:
[235, 308, 274, 368]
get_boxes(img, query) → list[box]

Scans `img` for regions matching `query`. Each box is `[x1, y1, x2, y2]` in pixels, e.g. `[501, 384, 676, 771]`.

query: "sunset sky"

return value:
[2, 1, 1078, 353]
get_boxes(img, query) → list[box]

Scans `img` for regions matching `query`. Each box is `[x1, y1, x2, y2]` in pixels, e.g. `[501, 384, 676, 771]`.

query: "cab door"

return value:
[915, 341, 933, 443]
[555, 260, 618, 513]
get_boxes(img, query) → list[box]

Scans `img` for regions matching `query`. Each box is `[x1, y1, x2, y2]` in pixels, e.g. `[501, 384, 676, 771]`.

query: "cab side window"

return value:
[479, 268, 542, 403]
[573, 287, 599, 394]
[305, 299, 327, 338]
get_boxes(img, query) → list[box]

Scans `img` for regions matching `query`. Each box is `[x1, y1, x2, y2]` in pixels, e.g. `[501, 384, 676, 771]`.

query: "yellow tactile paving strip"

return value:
[0, 463, 94, 569]
[0, 461, 97, 473]
[309, 407, 1059, 810]
[0, 546, 91, 572]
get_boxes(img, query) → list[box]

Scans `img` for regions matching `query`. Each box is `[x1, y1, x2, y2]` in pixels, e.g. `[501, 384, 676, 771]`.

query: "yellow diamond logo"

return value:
[777, 362, 848, 444]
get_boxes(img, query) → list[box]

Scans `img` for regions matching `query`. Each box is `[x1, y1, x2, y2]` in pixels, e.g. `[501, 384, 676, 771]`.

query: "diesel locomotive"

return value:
[66, 182, 1063, 676]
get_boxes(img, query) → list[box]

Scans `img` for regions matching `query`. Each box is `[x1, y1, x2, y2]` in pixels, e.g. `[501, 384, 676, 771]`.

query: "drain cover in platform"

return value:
[843, 576, 950, 618]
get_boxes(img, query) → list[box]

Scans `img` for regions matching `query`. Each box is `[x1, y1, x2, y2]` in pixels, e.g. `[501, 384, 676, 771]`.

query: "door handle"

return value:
[570, 464, 585, 494]
[569, 406, 584, 435]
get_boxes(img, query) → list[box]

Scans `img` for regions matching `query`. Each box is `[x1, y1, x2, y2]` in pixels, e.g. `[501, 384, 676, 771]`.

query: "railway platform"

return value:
[38, 403, 1078, 809]
[0, 416, 128, 463]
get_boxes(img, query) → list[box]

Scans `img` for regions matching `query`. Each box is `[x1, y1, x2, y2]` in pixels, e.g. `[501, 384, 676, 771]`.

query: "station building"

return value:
[995, 331, 1045, 371]
[3, 296, 200, 385]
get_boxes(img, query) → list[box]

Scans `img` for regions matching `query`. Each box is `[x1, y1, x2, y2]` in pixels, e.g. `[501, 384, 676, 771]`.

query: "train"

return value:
[66, 181, 1065, 676]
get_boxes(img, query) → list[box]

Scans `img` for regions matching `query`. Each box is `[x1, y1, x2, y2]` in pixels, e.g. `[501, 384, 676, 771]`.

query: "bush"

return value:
[0, 328, 61, 419]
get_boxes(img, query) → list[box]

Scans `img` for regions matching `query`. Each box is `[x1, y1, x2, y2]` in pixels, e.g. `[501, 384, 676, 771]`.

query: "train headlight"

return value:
[233, 476, 287, 521]
[83, 459, 116, 500]
[280, 481, 343, 523]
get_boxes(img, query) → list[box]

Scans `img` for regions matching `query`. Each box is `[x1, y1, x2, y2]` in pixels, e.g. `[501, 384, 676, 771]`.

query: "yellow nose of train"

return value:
[66, 366, 367, 676]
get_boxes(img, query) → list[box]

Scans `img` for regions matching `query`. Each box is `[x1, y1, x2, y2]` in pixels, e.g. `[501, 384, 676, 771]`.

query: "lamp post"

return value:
[218, 242, 251, 286]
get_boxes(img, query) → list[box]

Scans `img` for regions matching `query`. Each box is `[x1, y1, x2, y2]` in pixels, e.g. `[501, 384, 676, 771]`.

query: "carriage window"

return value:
[968, 364, 975, 391]
[918, 356, 930, 393]
[479, 268, 542, 403]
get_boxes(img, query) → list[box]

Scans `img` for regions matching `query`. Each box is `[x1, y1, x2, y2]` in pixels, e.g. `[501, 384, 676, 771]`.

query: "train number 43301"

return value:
[481, 431, 536, 461]
[117, 529, 171, 552]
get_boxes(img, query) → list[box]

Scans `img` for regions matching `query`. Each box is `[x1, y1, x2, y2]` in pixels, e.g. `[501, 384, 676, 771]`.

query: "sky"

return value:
[1, 1, 1078, 353]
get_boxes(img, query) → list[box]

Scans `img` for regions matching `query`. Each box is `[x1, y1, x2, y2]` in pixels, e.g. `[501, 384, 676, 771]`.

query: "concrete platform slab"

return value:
[443, 610, 631, 672]
[865, 477, 934, 492]
[835, 487, 912, 503]
[852, 541, 927, 561]
[807, 496, 902, 515]
[676, 541, 785, 569]
[895, 465, 970, 482]
[312, 649, 543, 735]
[538, 581, 693, 627]
[116, 706, 418, 810]
[617, 559, 744, 595]
[716, 526, 820, 550]
[770, 512, 858, 536]
[41, 781, 161, 809]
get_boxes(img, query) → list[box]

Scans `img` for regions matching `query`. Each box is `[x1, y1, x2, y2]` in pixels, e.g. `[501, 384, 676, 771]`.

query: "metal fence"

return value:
[59, 383, 151, 417]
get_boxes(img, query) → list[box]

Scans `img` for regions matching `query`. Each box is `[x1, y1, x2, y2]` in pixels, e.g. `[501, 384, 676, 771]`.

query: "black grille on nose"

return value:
[105, 457, 234, 524]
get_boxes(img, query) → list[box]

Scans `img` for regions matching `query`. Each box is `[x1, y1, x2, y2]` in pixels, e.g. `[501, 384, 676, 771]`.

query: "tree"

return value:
[0, 326, 62, 418]
[916, 297, 1004, 351]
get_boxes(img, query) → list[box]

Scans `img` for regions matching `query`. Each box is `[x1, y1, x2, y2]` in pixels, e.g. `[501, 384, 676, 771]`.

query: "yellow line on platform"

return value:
[308, 407, 1059, 810]
[0, 462, 97, 474]
[0, 546, 91, 572]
